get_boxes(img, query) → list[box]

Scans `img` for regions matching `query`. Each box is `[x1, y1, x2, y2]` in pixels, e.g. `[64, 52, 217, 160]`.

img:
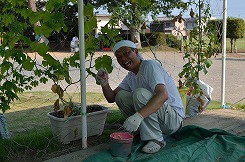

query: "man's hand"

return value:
[123, 112, 144, 132]
[96, 68, 108, 87]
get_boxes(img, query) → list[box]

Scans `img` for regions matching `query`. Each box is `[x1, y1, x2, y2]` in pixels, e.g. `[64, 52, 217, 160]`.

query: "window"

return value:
[165, 23, 170, 28]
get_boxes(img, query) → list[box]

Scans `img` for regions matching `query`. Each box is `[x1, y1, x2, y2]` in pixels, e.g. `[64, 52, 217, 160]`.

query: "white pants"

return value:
[115, 88, 183, 141]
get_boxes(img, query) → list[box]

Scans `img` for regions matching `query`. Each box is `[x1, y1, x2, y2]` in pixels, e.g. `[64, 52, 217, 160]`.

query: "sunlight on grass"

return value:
[206, 100, 223, 110]
[2, 91, 244, 161]
[226, 37, 245, 52]
[206, 100, 245, 110]
[1, 92, 121, 161]
[10, 91, 109, 111]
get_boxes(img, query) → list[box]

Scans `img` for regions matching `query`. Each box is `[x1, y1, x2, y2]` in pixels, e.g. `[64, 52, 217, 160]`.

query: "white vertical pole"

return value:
[221, 0, 227, 108]
[78, 0, 87, 148]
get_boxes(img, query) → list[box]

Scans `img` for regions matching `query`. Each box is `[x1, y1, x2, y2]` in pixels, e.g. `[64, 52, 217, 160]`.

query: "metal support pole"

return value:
[197, 0, 202, 79]
[221, 0, 228, 108]
[78, 0, 87, 148]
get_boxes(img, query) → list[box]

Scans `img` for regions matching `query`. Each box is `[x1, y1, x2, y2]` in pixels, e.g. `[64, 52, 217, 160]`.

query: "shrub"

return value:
[166, 34, 181, 50]
[141, 32, 166, 46]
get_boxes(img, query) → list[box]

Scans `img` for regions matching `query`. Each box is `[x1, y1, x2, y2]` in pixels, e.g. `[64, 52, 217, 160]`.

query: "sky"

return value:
[96, 0, 245, 21]
[170, 0, 245, 20]
[226, 0, 245, 20]
[210, 0, 245, 20]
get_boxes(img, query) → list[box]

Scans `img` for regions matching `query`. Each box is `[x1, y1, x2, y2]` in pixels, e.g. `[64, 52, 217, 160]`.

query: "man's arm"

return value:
[102, 85, 121, 103]
[96, 67, 122, 103]
[138, 84, 168, 118]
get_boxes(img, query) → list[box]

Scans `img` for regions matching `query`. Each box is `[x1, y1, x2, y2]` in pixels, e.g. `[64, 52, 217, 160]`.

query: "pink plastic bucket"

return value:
[110, 132, 134, 157]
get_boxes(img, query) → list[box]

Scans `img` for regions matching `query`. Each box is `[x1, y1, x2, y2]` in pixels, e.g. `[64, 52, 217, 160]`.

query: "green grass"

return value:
[206, 100, 245, 110]
[1, 91, 123, 161]
[0, 129, 61, 161]
[226, 37, 245, 52]
[1, 91, 244, 161]
[206, 100, 223, 110]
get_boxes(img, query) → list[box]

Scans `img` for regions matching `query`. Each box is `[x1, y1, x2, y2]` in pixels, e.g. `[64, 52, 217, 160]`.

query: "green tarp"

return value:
[84, 125, 245, 162]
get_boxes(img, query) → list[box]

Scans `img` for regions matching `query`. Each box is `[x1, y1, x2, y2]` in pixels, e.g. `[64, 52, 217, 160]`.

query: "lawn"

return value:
[226, 37, 245, 53]
[1, 91, 244, 161]
[1, 92, 123, 162]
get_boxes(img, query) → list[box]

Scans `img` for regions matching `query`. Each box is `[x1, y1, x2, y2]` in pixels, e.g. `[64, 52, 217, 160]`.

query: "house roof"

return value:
[184, 17, 197, 23]
[155, 16, 185, 22]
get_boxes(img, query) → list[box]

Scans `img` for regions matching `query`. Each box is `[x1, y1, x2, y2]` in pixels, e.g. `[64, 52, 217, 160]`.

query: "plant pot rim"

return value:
[47, 104, 109, 121]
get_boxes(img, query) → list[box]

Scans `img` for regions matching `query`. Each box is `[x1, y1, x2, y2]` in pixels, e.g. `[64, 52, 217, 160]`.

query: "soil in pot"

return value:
[50, 105, 104, 118]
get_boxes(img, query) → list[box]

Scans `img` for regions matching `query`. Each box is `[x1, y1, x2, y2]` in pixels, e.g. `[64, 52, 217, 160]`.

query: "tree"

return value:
[93, 0, 187, 48]
[0, 0, 114, 113]
[207, 17, 245, 53]
[227, 17, 245, 53]
[179, 0, 220, 94]
[207, 19, 223, 52]
[0, 0, 69, 112]
[28, 0, 47, 44]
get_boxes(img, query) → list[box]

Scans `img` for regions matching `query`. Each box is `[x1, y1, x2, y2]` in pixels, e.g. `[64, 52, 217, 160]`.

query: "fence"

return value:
[2, 0, 245, 161]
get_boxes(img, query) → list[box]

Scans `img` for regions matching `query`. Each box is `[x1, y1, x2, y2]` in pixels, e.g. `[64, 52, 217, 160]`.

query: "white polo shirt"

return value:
[119, 60, 185, 118]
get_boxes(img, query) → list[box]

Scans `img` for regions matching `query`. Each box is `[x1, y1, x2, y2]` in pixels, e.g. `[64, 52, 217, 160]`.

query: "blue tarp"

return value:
[84, 125, 245, 162]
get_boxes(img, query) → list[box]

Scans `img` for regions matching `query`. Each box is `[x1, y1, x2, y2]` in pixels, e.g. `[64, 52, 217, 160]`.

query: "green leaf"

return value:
[30, 80, 39, 87]
[131, 0, 151, 7]
[42, 60, 48, 67]
[62, 62, 71, 84]
[53, 71, 65, 81]
[95, 55, 113, 73]
[84, 4, 94, 16]
[34, 70, 42, 77]
[2, 14, 15, 26]
[40, 77, 48, 84]
[204, 59, 212, 68]
[68, 54, 80, 68]
[37, 43, 49, 56]
[29, 12, 42, 25]
[1, 61, 12, 74]
[20, 8, 32, 19]
[22, 59, 35, 71]
[42, 54, 60, 67]
[46, 0, 65, 11]
[84, 17, 97, 35]
[9, 36, 19, 49]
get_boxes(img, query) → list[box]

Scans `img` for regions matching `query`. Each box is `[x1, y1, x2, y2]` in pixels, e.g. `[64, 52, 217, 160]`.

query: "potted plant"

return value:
[0, 1, 74, 139]
[178, 1, 220, 114]
[47, 84, 110, 144]
[0, 2, 117, 143]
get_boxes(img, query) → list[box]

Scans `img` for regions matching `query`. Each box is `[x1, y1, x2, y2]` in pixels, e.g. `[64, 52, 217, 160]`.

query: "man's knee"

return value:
[133, 88, 153, 104]
[115, 90, 134, 108]
[115, 90, 130, 103]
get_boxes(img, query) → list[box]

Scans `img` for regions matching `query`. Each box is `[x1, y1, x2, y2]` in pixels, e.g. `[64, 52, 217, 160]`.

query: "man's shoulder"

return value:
[142, 60, 161, 67]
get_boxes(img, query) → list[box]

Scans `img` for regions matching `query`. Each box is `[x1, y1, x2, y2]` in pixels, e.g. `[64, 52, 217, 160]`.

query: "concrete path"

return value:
[184, 109, 245, 136]
[31, 51, 245, 105]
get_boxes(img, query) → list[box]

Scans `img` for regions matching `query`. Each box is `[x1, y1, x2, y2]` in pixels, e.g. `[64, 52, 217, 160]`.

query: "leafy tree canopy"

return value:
[227, 17, 245, 39]
[92, 0, 187, 46]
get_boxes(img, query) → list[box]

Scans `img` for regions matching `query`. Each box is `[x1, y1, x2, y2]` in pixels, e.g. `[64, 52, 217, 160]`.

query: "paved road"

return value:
[31, 51, 245, 104]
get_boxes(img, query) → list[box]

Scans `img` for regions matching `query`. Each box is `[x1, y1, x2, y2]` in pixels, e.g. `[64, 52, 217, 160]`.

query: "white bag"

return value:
[186, 95, 211, 117]
[196, 79, 213, 99]
[185, 80, 213, 117]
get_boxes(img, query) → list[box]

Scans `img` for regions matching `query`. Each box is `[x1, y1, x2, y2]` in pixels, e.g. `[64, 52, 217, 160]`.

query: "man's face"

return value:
[115, 46, 141, 72]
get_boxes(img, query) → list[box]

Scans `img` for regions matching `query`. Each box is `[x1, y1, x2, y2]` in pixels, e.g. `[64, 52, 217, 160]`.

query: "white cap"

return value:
[113, 40, 136, 54]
